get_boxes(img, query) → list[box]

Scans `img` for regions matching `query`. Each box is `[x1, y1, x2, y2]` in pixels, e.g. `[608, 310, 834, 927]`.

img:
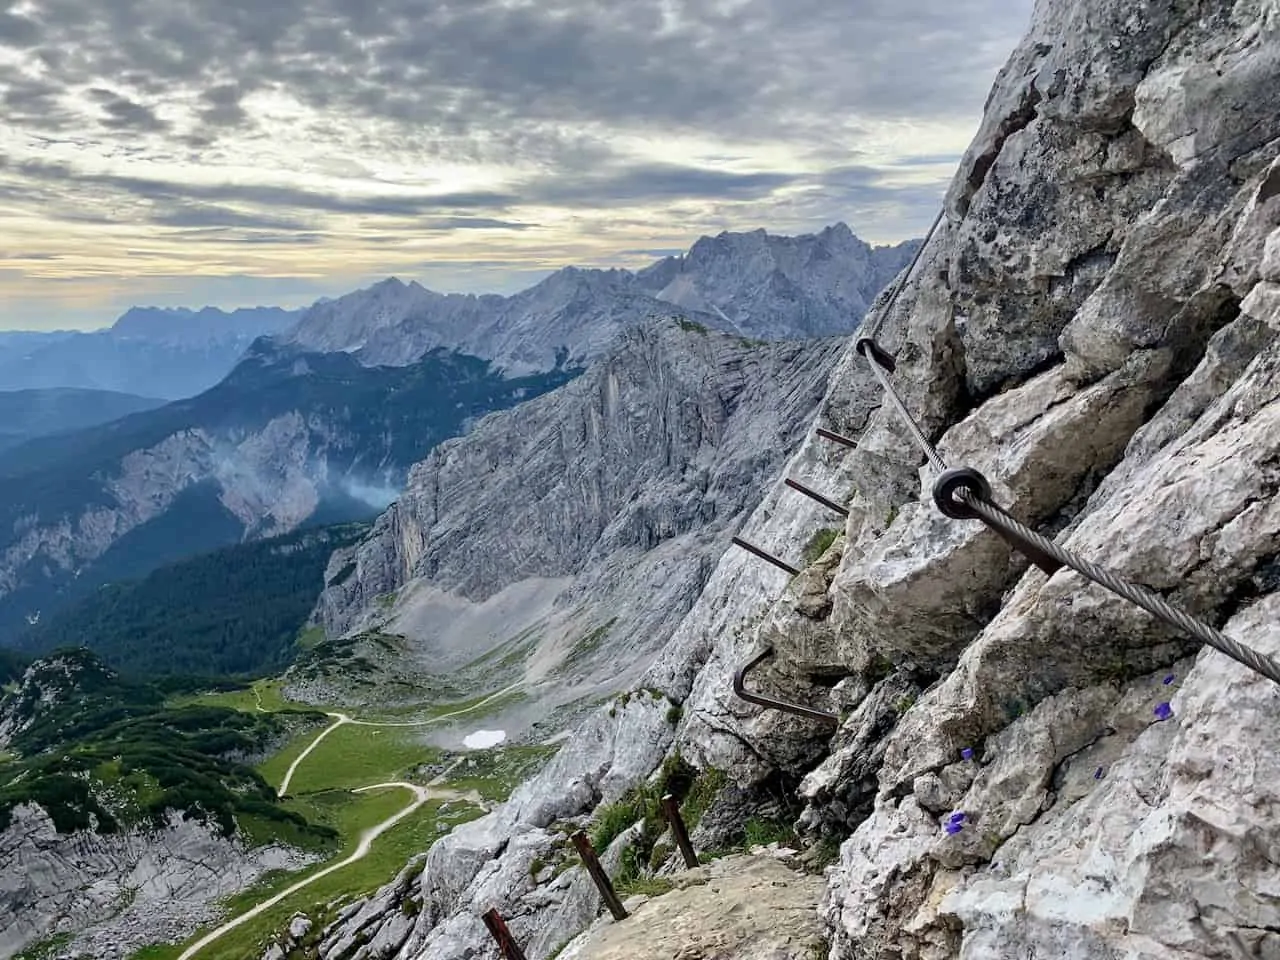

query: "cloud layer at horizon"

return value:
[0, 0, 1035, 329]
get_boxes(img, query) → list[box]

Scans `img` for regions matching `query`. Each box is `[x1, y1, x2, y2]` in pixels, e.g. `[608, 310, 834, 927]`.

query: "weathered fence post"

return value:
[481, 907, 528, 960]
[660, 794, 699, 868]
[570, 830, 629, 921]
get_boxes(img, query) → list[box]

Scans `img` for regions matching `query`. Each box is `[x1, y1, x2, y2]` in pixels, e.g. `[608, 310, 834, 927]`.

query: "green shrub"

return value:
[744, 816, 796, 848]
[802, 527, 840, 565]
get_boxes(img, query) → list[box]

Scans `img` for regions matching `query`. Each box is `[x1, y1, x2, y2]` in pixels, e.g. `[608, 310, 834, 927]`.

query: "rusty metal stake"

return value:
[816, 427, 858, 449]
[571, 831, 629, 921]
[731, 536, 800, 577]
[660, 794, 699, 868]
[784, 478, 850, 517]
[481, 907, 528, 960]
[733, 644, 839, 724]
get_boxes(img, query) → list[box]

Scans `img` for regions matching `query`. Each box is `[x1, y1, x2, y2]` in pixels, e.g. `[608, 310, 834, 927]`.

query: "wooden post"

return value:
[660, 794, 699, 868]
[481, 907, 528, 960]
[570, 831, 629, 921]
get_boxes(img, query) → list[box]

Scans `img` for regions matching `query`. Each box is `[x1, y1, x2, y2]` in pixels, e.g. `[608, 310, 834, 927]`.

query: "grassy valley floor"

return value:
[123, 678, 555, 960]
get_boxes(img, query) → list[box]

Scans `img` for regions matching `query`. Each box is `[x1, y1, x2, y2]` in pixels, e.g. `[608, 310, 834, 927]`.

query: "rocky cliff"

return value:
[280, 224, 916, 373]
[634, 223, 919, 340]
[310, 2, 1280, 958]
[304, 319, 845, 716]
[0, 803, 317, 960]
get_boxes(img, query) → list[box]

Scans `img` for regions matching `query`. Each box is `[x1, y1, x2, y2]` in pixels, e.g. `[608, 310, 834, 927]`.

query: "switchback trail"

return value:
[175, 683, 519, 958]
[175, 781, 462, 960]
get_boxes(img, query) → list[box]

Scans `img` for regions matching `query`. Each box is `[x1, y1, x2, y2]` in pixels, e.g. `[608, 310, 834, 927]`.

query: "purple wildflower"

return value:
[1094, 767, 1104, 780]
[944, 820, 964, 835]
[1154, 701, 1173, 721]
[1163, 674, 1175, 686]
[948, 811, 967, 824]
[961, 747, 974, 761]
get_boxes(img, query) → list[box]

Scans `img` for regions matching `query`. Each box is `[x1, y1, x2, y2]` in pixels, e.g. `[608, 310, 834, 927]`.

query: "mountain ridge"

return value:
[0, 223, 911, 645]
[0, 387, 166, 453]
[279, 222, 919, 373]
[296, 317, 847, 724]
[0, 306, 302, 400]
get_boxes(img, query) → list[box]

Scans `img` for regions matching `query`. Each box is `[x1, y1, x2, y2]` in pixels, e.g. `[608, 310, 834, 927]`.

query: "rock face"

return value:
[312, 2, 1280, 959]
[308, 319, 845, 713]
[0, 803, 318, 960]
[557, 853, 827, 960]
[280, 224, 917, 373]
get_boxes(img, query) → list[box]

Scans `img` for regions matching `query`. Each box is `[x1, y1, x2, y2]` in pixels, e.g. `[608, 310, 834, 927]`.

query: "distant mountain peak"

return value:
[281, 223, 922, 373]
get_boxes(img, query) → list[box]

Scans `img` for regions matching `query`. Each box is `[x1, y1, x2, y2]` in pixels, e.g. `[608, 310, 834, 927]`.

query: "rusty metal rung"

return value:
[785, 478, 849, 517]
[732, 645, 838, 724]
[731, 536, 800, 577]
[816, 427, 858, 449]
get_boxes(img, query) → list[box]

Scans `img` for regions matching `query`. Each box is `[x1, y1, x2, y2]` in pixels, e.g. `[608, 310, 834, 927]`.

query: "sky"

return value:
[0, 0, 1036, 331]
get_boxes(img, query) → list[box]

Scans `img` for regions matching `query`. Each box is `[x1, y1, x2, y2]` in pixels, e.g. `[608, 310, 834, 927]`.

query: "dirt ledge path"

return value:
[561, 853, 827, 960]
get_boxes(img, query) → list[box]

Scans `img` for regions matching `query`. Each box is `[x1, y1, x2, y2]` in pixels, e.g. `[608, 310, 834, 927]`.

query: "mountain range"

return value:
[4, 5, 1280, 960]
[282, 223, 917, 373]
[0, 306, 302, 400]
[0, 223, 914, 644]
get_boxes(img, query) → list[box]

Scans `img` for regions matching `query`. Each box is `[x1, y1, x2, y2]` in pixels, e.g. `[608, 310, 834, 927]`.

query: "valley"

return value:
[134, 678, 552, 960]
[5, 663, 555, 960]
[0, 224, 873, 959]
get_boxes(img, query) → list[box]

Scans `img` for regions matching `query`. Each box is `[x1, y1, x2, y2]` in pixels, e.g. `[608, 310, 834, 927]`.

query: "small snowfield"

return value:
[462, 729, 507, 749]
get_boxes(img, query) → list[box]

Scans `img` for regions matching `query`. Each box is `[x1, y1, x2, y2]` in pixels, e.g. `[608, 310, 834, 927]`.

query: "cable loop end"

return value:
[855, 337, 897, 373]
[932, 467, 991, 520]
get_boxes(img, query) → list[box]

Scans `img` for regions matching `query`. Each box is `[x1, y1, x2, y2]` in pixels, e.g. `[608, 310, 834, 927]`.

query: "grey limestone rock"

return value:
[1, 804, 318, 960]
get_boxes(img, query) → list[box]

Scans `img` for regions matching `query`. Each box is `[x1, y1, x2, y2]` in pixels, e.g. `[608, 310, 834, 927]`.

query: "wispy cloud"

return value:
[0, 0, 1035, 329]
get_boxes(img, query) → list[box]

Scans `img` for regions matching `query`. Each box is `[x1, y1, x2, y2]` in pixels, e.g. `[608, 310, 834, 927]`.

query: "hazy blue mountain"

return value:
[0, 307, 302, 400]
[0, 342, 580, 639]
[0, 388, 166, 453]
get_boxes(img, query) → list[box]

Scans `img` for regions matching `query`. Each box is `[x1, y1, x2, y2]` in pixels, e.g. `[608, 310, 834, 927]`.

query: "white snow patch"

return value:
[462, 729, 507, 749]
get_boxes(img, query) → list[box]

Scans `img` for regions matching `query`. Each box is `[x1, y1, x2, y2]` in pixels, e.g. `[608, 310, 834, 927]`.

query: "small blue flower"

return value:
[961, 747, 974, 761]
[1163, 674, 1175, 686]
[948, 811, 967, 824]
[1154, 701, 1173, 722]
[1094, 767, 1104, 780]
[944, 820, 963, 835]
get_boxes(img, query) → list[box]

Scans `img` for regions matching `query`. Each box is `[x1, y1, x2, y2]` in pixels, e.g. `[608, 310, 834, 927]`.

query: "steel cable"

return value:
[952, 488, 1280, 686]
[849, 206, 1280, 688]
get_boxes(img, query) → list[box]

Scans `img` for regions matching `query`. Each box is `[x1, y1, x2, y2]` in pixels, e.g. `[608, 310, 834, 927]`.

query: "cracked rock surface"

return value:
[1, 804, 318, 960]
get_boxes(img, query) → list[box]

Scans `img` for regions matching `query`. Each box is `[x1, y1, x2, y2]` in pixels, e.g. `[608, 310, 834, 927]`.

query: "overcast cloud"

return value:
[0, 0, 1035, 328]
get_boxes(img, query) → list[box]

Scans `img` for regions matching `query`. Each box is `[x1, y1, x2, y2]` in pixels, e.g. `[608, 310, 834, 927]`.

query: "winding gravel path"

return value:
[179, 682, 520, 958]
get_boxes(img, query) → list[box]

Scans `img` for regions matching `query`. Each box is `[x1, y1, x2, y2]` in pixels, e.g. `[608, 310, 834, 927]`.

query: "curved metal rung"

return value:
[784, 477, 850, 517]
[731, 537, 800, 577]
[816, 427, 859, 449]
[733, 645, 839, 724]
